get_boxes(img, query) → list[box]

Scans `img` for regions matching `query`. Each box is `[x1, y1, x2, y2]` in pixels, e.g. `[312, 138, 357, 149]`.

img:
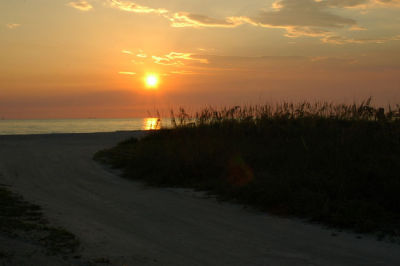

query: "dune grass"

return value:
[94, 99, 400, 238]
[0, 185, 80, 256]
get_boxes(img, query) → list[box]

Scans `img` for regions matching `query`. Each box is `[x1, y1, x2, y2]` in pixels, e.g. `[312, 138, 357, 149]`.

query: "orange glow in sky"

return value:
[0, 1, 400, 119]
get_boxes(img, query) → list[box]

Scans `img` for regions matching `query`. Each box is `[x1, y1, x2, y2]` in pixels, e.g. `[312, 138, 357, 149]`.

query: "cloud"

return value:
[166, 0, 362, 41]
[349, 25, 367, 31]
[253, 0, 356, 29]
[152, 52, 208, 66]
[67, 1, 93, 11]
[152, 55, 182, 66]
[325, 0, 400, 8]
[6, 23, 21, 29]
[136, 53, 147, 58]
[118, 71, 136, 75]
[105, 0, 355, 40]
[244, 0, 400, 42]
[165, 52, 209, 63]
[322, 34, 400, 44]
[282, 27, 332, 38]
[109, 0, 168, 14]
[120, 49, 209, 67]
[168, 13, 249, 28]
[170, 70, 198, 75]
[374, 0, 400, 6]
[107, 0, 251, 28]
[206, 0, 359, 41]
[324, 0, 370, 8]
[107, 0, 398, 44]
[121, 50, 133, 55]
[242, 0, 398, 42]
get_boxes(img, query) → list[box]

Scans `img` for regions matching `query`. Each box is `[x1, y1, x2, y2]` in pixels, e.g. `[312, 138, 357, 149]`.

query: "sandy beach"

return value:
[0, 131, 399, 266]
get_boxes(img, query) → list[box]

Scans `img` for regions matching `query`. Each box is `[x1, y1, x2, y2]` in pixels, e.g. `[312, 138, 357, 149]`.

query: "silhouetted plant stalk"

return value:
[169, 98, 400, 127]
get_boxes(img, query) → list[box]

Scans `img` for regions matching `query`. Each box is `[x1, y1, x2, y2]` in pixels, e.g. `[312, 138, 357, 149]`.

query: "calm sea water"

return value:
[0, 118, 165, 135]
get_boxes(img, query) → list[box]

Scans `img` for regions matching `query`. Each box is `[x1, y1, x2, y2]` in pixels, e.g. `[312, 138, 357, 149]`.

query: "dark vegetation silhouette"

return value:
[94, 99, 400, 239]
[0, 185, 80, 257]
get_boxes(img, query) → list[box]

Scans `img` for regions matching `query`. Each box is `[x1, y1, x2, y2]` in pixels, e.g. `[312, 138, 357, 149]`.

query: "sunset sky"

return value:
[1, 0, 399, 118]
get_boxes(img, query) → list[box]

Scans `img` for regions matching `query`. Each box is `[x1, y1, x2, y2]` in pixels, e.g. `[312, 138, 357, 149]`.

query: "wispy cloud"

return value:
[136, 53, 147, 58]
[152, 52, 208, 66]
[241, 0, 400, 43]
[349, 25, 367, 31]
[324, 0, 370, 8]
[170, 70, 198, 75]
[374, 0, 400, 7]
[250, 0, 357, 35]
[118, 71, 136, 75]
[121, 50, 133, 55]
[166, 52, 208, 63]
[107, 0, 358, 42]
[109, 0, 167, 14]
[112, 0, 359, 33]
[168, 13, 249, 28]
[322, 34, 400, 44]
[6, 23, 21, 29]
[325, 0, 400, 8]
[107, 0, 399, 45]
[67, 0, 93, 11]
[152, 56, 182, 66]
[107, 0, 250, 28]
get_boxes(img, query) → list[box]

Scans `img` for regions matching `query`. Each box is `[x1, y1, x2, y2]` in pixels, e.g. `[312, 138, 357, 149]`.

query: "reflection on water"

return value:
[143, 117, 161, 130]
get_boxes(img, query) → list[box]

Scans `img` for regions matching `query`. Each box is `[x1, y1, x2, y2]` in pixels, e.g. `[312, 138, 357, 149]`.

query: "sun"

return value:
[145, 74, 159, 89]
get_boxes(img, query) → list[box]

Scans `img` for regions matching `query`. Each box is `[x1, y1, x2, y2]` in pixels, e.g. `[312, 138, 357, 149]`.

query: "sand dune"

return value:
[0, 132, 399, 266]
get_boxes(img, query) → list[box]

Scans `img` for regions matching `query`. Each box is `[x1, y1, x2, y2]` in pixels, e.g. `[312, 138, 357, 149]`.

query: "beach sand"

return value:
[0, 132, 399, 265]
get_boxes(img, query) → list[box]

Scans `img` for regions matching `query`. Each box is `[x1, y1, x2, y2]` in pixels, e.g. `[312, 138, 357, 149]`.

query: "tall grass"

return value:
[170, 98, 400, 127]
[95, 99, 400, 238]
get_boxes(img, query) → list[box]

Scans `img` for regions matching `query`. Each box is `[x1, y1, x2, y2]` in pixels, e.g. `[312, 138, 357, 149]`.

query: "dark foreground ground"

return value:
[1, 132, 400, 266]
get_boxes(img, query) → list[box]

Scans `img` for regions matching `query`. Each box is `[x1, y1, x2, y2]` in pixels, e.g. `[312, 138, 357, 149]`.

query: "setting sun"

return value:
[145, 74, 159, 89]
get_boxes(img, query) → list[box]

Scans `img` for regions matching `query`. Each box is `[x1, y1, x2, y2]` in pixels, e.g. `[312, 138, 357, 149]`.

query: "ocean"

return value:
[0, 118, 164, 135]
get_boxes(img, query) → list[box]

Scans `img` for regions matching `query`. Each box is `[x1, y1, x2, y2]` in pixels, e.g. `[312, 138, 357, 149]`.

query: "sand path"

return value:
[0, 132, 399, 266]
